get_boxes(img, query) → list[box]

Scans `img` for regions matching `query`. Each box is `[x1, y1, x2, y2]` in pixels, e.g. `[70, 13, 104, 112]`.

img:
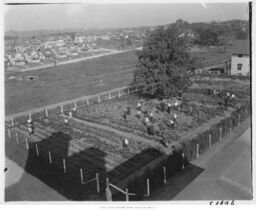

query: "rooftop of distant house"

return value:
[232, 40, 250, 56]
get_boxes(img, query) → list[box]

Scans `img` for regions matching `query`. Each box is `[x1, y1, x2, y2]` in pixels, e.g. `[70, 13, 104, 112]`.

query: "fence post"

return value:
[15, 133, 19, 144]
[61, 105, 64, 114]
[45, 108, 48, 117]
[80, 168, 84, 184]
[96, 173, 100, 194]
[147, 178, 150, 196]
[29, 113, 32, 121]
[74, 101, 77, 108]
[35, 144, 39, 156]
[63, 159, 66, 173]
[7, 129, 11, 138]
[118, 90, 121, 98]
[48, 151, 52, 164]
[108, 92, 111, 100]
[11, 117, 14, 126]
[106, 177, 109, 189]
[209, 134, 212, 148]
[86, 98, 89, 105]
[220, 127, 222, 141]
[25, 137, 29, 150]
[163, 166, 167, 183]
[196, 144, 199, 158]
[182, 152, 185, 169]
[126, 188, 129, 201]
[98, 95, 101, 103]
[127, 88, 130, 94]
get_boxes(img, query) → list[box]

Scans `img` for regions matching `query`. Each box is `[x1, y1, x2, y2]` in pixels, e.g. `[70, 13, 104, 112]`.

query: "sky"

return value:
[4, 3, 249, 31]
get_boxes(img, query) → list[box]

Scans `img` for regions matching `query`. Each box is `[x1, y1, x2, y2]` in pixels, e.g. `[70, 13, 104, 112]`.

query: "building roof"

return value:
[231, 40, 250, 55]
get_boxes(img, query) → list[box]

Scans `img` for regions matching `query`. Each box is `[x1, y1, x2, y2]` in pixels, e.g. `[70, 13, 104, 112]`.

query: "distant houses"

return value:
[4, 28, 147, 69]
[230, 40, 250, 76]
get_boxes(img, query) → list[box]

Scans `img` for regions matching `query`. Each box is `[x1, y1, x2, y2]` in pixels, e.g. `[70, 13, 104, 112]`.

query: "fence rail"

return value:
[5, 83, 144, 128]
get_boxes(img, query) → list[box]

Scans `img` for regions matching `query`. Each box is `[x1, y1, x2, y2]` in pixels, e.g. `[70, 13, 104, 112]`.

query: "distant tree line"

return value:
[170, 19, 249, 46]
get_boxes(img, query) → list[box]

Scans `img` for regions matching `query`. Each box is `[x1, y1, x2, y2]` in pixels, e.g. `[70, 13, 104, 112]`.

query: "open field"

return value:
[5, 50, 137, 115]
[190, 46, 230, 67]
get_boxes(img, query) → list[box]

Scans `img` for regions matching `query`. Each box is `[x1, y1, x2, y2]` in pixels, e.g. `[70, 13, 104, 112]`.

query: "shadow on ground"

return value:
[5, 129, 205, 201]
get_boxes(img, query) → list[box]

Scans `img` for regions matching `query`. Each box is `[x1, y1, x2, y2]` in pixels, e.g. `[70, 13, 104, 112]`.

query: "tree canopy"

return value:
[134, 24, 195, 98]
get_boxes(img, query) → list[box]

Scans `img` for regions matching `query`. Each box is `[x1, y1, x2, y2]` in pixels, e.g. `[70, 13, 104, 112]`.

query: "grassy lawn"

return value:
[5, 50, 137, 115]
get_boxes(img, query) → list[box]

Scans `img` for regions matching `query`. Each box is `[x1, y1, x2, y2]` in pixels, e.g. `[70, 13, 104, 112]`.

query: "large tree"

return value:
[134, 24, 194, 98]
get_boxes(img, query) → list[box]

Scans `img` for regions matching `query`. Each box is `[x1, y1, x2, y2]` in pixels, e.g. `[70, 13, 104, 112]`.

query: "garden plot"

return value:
[73, 77, 249, 145]
[6, 116, 162, 185]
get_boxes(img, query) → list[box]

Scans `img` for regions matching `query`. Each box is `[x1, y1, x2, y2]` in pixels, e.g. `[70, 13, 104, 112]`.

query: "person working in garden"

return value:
[169, 119, 175, 128]
[64, 118, 69, 133]
[137, 102, 142, 111]
[27, 119, 34, 135]
[173, 113, 177, 123]
[167, 102, 172, 113]
[123, 110, 128, 120]
[73, 106, 77, 115]
[127, 107, 131, 115]
[147, 124, 155, 136]
[145, 116, 150, 125]
[149, 112, 154, 122]
[123, 138, 129, 148]
[136, 110, 141, 119]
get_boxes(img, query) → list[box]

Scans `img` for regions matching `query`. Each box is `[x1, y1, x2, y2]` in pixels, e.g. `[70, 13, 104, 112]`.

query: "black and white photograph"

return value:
[1, 0, 254, 206]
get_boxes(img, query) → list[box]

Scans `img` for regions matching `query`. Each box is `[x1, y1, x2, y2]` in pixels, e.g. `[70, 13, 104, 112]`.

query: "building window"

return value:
[238, 54, 243, 57]
[237, 63, 243, 70]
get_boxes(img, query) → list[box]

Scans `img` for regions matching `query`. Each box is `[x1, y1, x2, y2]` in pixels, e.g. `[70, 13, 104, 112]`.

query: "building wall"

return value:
[231, 54, 250, 76]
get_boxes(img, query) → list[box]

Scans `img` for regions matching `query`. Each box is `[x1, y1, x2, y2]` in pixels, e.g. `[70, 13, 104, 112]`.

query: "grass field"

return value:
[5, 50, 137, 115]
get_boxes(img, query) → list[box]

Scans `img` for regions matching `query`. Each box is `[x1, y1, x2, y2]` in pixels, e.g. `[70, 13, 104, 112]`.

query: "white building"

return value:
[230, 40, 250, 76]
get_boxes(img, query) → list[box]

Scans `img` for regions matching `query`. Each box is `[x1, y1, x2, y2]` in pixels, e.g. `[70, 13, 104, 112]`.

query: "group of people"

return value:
[211, 89, 236, 109]
[27, 118, 34, 135]
[122, 100, 179, 138]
